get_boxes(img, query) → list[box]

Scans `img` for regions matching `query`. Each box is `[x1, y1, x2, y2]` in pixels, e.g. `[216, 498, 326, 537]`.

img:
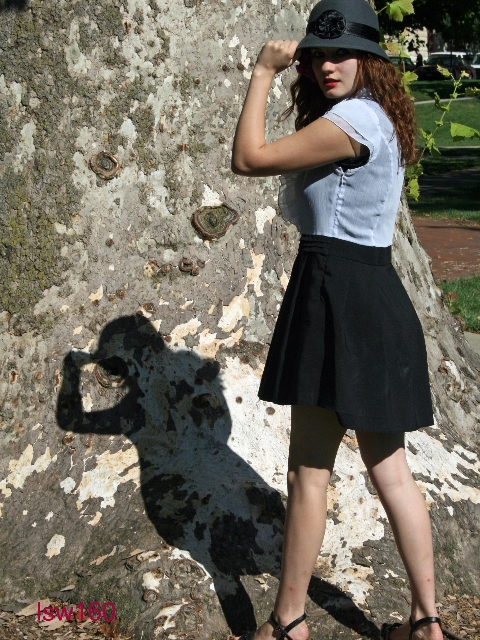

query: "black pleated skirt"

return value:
[258, 235, 433, 433]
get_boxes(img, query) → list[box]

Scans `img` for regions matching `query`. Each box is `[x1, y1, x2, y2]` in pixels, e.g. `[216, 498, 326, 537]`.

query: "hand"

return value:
[254, 39, 300, 75]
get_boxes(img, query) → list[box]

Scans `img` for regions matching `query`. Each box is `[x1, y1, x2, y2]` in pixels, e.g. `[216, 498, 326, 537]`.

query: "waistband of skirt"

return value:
[299, 234, 391, 266]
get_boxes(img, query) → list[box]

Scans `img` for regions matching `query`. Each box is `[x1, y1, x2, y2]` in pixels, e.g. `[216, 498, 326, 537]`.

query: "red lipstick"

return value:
[323, 78, 339, 88]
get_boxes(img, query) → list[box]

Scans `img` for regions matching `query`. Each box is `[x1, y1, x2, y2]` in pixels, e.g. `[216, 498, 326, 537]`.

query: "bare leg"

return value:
[356, 431, 442, 640]
[235, 405, 345, 640]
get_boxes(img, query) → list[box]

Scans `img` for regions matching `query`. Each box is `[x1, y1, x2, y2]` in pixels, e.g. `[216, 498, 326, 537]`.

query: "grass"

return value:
[411, 79, 480, 102]
[437, 275, 480, 333]
[409, 83, 480, 331]
[415, 98, 480, 147]
[411, 99, 480, 218]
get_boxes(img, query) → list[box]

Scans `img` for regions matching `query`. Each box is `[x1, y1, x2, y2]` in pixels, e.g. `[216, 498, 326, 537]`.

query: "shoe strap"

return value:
[269, 611, 307, 640]
[382, 622, 402, 640]
[409, 616, 442, 640]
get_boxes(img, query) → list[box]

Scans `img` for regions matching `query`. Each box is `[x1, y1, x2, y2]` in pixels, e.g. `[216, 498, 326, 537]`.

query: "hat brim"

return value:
[296, 33, 391, 62]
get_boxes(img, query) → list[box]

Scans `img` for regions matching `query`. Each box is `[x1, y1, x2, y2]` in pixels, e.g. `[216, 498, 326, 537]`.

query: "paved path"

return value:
[465, 332, 480, 354]
[415, 96, 476, 105]
[412, 168, 480, 347]
[411, 214, 480, 351]
[412, 217, 480, 281]
[412, 166, 480, 280]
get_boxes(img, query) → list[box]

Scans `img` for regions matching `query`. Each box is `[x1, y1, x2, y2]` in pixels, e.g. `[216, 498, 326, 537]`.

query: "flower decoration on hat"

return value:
[310, 10, 346, 39]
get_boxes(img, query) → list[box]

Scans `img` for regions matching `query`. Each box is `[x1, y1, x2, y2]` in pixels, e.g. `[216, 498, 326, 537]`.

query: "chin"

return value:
[322, 88, 341, 99]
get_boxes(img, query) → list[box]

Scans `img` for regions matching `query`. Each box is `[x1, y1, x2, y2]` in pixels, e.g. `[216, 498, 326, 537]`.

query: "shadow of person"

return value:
[56, 314, 378, 637]
[0, 0, 28, 12]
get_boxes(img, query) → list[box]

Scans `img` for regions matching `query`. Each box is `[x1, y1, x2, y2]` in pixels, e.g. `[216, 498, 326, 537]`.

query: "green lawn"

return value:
[438, 276, 480, 333]
[415, 99, 480, 147]
[411, 80, 480, 102]
[410, 83, 480, 332]
[409, 145, 480, 219]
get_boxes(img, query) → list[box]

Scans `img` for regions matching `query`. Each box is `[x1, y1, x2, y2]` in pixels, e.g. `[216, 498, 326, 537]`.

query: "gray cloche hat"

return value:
[296, 0, 391, 62]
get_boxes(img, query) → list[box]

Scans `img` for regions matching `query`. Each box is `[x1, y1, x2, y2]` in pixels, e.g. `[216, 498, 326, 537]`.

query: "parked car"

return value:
[429, 50, 470, 60]
[388, 55, 416, 72]
[415, 52, 476, 80]
[471, 53, 480, 76]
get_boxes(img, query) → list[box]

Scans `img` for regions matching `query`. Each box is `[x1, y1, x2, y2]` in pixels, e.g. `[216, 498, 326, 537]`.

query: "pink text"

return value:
[37, 601, 116, 623]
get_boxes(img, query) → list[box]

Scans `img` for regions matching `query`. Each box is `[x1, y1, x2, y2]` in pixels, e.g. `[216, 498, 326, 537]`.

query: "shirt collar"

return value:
[355, 87, 373, 99]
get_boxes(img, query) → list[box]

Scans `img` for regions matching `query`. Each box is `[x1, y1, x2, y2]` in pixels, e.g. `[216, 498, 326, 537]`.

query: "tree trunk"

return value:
[0, 1, 478, 638]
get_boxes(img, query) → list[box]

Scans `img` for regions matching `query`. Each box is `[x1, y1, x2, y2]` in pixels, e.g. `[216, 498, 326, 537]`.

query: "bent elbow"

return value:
[231, 158, 251, 176]
[230, 159, 241, 175]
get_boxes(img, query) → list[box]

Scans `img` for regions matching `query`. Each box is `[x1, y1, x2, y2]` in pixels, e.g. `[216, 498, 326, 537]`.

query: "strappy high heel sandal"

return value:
[408, 616, 442, 639]
[381, 615, 442, 640]
[238, 611, 307, 640]
[381, 621, 402, 640]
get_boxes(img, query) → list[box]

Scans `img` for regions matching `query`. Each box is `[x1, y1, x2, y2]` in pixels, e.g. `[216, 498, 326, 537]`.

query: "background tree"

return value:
[376, 0, 480, 50]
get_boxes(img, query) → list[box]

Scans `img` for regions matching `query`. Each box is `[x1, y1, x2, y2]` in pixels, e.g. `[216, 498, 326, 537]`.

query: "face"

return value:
[310, 47, 360, 100]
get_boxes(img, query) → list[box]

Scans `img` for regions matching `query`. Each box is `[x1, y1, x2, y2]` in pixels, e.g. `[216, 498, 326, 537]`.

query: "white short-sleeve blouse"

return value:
[278, 91, 405, 247]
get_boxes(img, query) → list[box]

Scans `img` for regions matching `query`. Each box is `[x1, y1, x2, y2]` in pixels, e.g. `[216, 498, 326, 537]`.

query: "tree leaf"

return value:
[444, 290, 459, 305]
[401, 70, 418, 91]
[407, 177, 419, 200]
[448, 304, 461, 316]
[426, 137, 441, 158]
[385, 0, 414, 21]
[437, 65, 452, 78]
[386, 4, 403, 21]
[385, 42, 400, 54]
[450, 122, 480, 141]
[466, 87, 480, 97]
[406, 162, 424, 179]
[433, 92, 449, 111]
[419, 128, 432, 142]
[399, 50, 412, 59]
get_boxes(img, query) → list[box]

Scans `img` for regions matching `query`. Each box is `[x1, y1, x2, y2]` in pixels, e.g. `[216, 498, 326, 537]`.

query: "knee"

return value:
[357, 432, 409, 489]
[287, 466, 331, 493]
[363, 456, 413, 497]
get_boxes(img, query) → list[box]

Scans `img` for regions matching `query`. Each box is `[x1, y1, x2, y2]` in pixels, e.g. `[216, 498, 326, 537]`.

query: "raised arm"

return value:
[231, 40, 361, 177]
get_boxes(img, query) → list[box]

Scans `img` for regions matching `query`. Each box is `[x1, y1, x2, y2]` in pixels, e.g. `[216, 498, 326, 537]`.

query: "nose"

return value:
[321, 57, 336, 73]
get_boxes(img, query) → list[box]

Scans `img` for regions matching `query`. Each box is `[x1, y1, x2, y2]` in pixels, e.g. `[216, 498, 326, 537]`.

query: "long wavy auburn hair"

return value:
[279, 52, 418, 166]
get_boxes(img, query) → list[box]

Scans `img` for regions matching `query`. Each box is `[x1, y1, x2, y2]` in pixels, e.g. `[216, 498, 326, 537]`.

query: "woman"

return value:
[231, 1, 442, 640]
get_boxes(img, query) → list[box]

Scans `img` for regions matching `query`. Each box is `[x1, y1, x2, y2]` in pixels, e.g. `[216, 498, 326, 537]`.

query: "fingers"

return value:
[264, 39, 298, 45]
[264, 39, 299, 53]
[257, 39, 300, 73]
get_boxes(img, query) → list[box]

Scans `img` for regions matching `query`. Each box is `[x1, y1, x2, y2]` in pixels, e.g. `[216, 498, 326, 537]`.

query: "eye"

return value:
[311, 49, 351, 61]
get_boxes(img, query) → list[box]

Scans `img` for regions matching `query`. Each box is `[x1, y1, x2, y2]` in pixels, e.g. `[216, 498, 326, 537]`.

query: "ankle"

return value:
[271, 610, 308, 639]
[273, 609, 306, 625]
[410, 608, 439, 623]
[409, 613, 442, 640]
